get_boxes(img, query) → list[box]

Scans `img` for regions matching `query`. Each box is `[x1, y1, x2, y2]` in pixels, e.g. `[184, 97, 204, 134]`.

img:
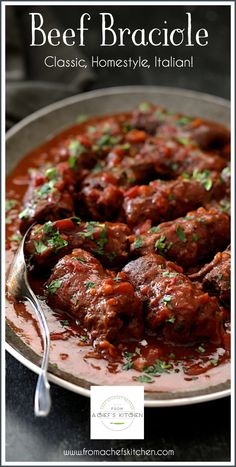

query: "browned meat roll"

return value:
[19, 162, 76, 233]
[123, 253, 225, 346]
[25, 218, 131, 269]
[137, 137, 227, 179]
[46, 249, 143, 346]
[132, 103, 230, 153]
[189, 247, 231, 306]
[123, 169, 229, 227]
[130, 207, 230, 270]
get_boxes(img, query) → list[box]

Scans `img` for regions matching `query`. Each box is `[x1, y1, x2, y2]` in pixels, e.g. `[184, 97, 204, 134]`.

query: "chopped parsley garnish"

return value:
[45, 167, 57, 180]
[34, 180, 56, 199]
[80, 223, 110, 260]
[60, 320, 69, 326]
[192, 169, 213, 191]
[95, 224, 108, 256]
[39, 223, 68, 251]
[113, 276, 121, 283]
[6, 216, 13, 224]
[144, 359, 172, 375]
[79, 221, 105, 241]
[48, 280, 62, 294]
[162, 271, 178, 278]
[52, 363, 58, 369]
[47, 231, 68, 250]
[163, 294, 173, 304]
[133, 237, 143, 249]
[182, 172, 191, 179]
[166, 315, 176, 324]
[155, 235, 173, 254]
[122, 352, 133, 371]
[128, 176, 135, 184]
[221, 166, 230, 177]
[97, 134, 111, 146]
[203, 178, 213, 191]
[6, 199, 17, 212]
[80, 335, 88, 342]
[176, 225, 187, 242]
[136, 374, 154, 383]
[139, 102, 151, 112]
[97, 134, 121, 147]
[185, 215, 195, 220]
[88, 125, 97, 133]
[10, 233, 22, 243]
[43, 221, 54, 234]
[68, 139, 88, 168]
[79, 225, 95, 240]
[122, 143, 131, 151]
[33, 240, 48, 254]
[71, 216, 81, 225]
[176, 116, 192, 126]
[77, 257, 86, 263]
[149, 226, 160, 233]
[176, 137, 191, 146]
[85, 281, 96, 289]
[19, 207, 30, 220]
[209, 359, 218, 366]
[197, 344, 205, 353]
[122, 121, 133, 132]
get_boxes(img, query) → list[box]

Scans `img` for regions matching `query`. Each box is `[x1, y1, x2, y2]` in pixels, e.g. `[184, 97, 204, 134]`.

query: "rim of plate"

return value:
[6, 85, 230, 142]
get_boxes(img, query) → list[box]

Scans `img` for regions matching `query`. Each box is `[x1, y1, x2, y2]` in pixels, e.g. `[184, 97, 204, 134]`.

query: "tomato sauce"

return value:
[6, 112, 230, 394]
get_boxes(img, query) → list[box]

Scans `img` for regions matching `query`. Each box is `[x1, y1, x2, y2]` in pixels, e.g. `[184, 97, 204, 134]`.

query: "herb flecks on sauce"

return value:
[155, 235, 173, 255]
[32, 221, 68, 255]
[48, 280, 62, 294]
[68, 139, 88, 168]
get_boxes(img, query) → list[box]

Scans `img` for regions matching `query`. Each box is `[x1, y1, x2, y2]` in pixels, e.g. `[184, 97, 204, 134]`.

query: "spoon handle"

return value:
[24, 280, 51, 416]
[34, 370, 51, 417]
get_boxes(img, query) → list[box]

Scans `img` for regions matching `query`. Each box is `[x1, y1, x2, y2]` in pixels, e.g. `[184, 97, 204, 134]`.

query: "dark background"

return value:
[6, 4, 230, 127]
[6, 3, 231, 463]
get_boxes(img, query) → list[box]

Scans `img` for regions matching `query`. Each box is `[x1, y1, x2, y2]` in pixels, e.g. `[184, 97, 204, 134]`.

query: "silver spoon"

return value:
[7, 226, 51, 416]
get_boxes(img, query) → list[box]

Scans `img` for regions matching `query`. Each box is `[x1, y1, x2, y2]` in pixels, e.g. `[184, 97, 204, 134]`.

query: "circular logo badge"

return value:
[99, 395, 135, 431]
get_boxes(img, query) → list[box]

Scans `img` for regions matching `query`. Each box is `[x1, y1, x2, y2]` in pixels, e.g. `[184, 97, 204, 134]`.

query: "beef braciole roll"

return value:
[130, 207, 230, 270]
[123, 253, 225, 346]
[189, 247, 231, 306]
[46, 248, 143, 347]
[137, 137, 227, 180]
[132, 102, 230, 154]
[25, 218, 131, 269]
[19, 162, 76, 233]
[123, 169, 229, 227]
